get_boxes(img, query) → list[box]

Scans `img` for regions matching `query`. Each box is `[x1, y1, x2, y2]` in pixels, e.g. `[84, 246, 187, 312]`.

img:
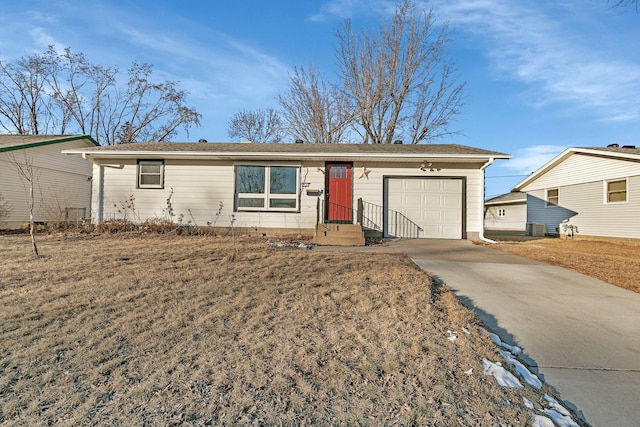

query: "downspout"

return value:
[479, 158, 496, 244]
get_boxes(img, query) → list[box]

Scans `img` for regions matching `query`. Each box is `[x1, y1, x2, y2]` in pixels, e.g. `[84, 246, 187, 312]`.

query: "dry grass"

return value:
[486, 237, 640, 294]
[0, 234, 563, 425]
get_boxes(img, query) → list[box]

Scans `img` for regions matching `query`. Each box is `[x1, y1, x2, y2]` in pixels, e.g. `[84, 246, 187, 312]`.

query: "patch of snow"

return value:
[499, 350, 542, 389]
[464, 368, 473, 375]
[523, 397, 534, 409]
[532, 415, 555, 427]
[543, 395, 579, 427]
[462, 327, 471, 335]
[447, 330, 457, 342]
[543, 409, 580, 427]
[482, 328, 522, 355]
[482, 358, 523, 388]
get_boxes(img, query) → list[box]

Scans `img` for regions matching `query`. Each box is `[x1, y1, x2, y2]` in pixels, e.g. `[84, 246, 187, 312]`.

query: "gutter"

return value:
[479, 157, 497, 244]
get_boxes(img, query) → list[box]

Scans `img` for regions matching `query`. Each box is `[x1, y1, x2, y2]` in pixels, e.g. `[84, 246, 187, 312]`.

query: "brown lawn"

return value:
[484, 236, 640, 294]
[0, 233, 567, 426]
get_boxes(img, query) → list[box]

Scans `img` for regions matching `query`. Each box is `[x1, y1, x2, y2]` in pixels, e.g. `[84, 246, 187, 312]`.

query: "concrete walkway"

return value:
[314, 239, 640, 427]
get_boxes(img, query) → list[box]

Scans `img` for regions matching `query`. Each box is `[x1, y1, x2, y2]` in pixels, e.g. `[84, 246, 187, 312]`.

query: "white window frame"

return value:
[604, 178, 628, 204]
[137, 160, 164, 189]
[546, 188, 559, 207]
[235, 164, 300, 212]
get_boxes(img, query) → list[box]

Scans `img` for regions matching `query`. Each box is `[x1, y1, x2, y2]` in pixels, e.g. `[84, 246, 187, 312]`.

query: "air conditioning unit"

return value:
[526, 223, 546, 237]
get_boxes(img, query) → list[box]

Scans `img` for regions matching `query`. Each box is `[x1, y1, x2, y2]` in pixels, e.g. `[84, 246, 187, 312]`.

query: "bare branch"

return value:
[0, 46, 201, 145]
[227, 107, 284, 143]
[335, 0, 465, 143]
[278, 66, 354, 144]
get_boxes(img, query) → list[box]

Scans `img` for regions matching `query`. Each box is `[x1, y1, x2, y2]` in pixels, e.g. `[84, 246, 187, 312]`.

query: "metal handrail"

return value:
[317, 197, 423, 238]
[386, 209, 423, 238]
[324, 200, 354, 224]
[357, 199, 383, 232]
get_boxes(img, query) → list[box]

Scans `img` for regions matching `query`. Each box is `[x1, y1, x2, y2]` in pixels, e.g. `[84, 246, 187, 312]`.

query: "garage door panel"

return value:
[386, 178, 462, 239]
[442, 194, 461, 208]
[441, 180, 462, 192]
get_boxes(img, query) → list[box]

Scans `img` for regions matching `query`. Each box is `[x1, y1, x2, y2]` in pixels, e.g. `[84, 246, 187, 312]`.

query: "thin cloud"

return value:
[437, 0, 640, 121]
[308, 0, 396, 21]
[505, 144, 568, 175]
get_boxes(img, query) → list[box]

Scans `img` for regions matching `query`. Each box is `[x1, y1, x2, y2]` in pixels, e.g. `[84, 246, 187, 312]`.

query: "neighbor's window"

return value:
[236, 165, 299, 211]
[138, 160, 164, 188]
[546, 188, 558, 207]
[606, 179, 627, 203]
[498, 209, 506, 217]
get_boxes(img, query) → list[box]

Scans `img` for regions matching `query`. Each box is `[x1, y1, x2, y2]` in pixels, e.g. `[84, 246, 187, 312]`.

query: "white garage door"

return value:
[386, 178, 463, 239]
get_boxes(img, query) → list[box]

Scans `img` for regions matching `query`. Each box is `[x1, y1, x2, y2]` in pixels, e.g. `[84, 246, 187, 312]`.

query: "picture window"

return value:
[236, 165, 299, 211]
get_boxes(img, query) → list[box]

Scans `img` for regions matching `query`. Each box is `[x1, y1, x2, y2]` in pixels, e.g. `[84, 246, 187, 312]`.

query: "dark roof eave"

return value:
[65, 151, 509, 162]
[0, 135, 99, 152]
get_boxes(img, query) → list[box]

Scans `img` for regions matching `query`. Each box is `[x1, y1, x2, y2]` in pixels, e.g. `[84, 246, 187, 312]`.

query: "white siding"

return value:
[92, 158, 486, 238]
[0, 140, 93, 229]
[484, 203, 526, 231]
[521, 153, 640, 190]
[95, 159, 325, 234]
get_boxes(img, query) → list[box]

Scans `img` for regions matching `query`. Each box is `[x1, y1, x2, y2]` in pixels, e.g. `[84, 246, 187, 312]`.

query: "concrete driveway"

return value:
[314, 239, 640, 427]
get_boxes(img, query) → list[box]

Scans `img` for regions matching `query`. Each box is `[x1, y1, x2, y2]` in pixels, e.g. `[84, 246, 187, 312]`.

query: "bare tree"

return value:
[0, 53, 56, 135]
[278, 66, 354, 144]
[335, 0, 465, 144]
[10, 153, 41, 258]
[0, 46, 202, 145]
[227, 107, 284, 143]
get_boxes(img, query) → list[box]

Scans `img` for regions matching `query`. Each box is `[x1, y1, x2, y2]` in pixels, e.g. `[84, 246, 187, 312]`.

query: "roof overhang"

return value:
[0, 135, 99, 153]
[62, 148, 510, 164]
[512, 147, 640, 191]
[484, 199, 526, 206]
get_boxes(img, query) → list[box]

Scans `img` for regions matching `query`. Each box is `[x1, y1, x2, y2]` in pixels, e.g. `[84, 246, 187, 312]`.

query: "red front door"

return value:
[326, 163, 352, 221]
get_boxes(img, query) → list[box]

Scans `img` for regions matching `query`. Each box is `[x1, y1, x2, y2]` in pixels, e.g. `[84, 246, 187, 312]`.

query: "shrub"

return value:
[140, 218, 178, 234]
[94, 219, 137, 234]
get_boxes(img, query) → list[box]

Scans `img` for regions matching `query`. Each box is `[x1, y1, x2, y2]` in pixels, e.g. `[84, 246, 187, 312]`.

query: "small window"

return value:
[236, 165, 299, 211]
[498, 208, 506, 217]
[546, 188, 558, 207]
[606, 179, 627, 203]
[138, 160, 164, 189]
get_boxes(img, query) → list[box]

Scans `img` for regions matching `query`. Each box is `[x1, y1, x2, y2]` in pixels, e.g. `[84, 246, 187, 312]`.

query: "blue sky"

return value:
[1, 0, 639, 197]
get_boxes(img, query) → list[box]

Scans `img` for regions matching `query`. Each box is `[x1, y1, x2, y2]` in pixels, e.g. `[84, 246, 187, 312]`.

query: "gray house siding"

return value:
[526, 190, 578, 235]
[520, 151, 640, 238]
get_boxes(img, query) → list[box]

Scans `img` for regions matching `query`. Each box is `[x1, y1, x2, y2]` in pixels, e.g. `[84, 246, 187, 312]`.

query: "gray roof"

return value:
[583, 146, 640, 155]
[66, 141, 509, 157]
[0, 135, 98, 152]
[485, 191, 527, 205]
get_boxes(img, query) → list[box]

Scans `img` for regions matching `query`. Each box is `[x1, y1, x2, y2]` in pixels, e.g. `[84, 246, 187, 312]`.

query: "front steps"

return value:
[313, 223, 365, 246]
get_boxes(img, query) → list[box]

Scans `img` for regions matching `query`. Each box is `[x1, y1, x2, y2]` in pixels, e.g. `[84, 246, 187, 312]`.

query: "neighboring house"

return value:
[484, 191, 527, 232]
[0, 135, 98, 230]
[63, 141, 509, 240]
[513, 145, 640, 239]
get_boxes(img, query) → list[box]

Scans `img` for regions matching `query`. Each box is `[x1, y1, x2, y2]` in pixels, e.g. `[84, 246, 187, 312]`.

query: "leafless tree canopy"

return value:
[227, 107, 284, 143]
[278, 66, 353, 144]
[336, 0, 465, 144]
[0, 47, 201, 145]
